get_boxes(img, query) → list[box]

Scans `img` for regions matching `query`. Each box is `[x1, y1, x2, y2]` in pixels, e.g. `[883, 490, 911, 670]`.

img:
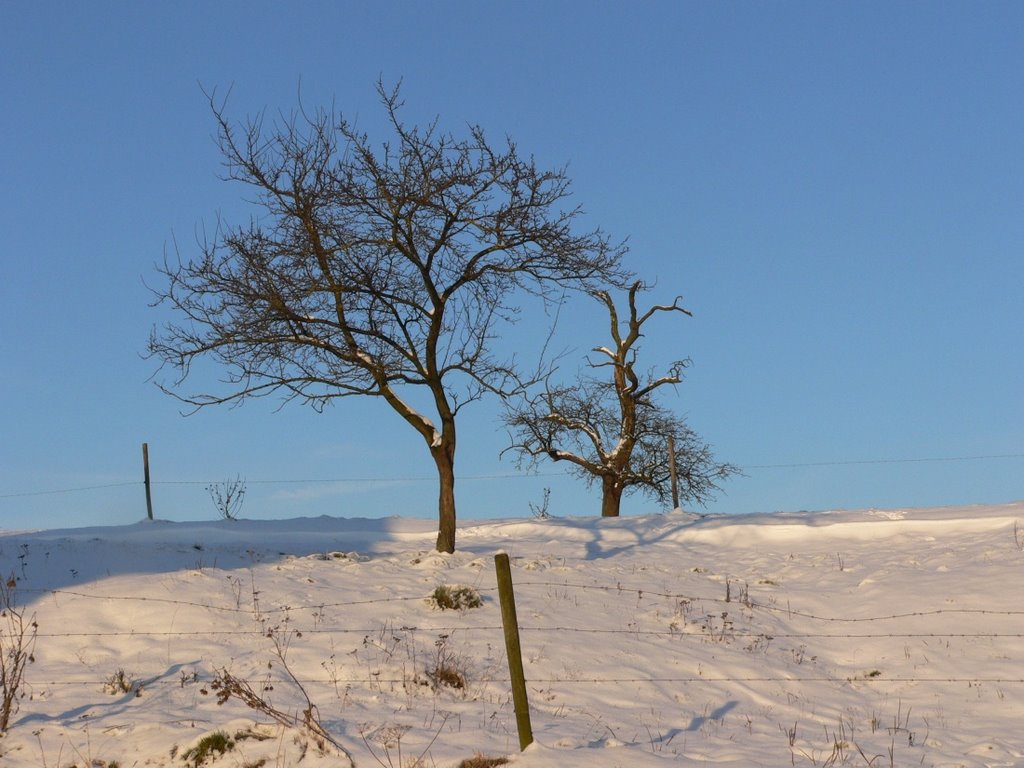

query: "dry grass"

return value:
[457, 755, 510, 768]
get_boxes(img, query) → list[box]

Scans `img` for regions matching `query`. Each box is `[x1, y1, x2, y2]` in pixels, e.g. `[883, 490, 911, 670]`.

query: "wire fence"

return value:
[3, 451, 1023, 500]
[14, 574, 1024, 689]
[20, 582, 1024, 628]
[0, 474, 564, 500]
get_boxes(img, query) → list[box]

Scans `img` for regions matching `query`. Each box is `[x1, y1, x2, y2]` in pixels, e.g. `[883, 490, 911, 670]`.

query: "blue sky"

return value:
[2, 2, 1021, 530]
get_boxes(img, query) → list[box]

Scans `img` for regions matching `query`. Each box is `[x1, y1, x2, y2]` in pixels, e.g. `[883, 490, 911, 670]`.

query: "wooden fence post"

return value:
[667, 435, 680, 510]
[142, 442, 154, 520]
[494, 551, 533, 751]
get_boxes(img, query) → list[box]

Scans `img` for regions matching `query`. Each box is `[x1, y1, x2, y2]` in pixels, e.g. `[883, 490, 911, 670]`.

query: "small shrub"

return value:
[103, 669, 141, 696]
[361, 713, 450, 768]
[427, 634, 468, 691]
[234, 726, 274, 743]
[429, 661, 466, 690]
[458, 755, 510, 768]
[529, 487, 552, 519]
[182, 731, 235, 767]
[1, 574, 37, 732]
[208, 651, 355, 764]
[206, 476, 246, 520]
[430, 584, 482, 611]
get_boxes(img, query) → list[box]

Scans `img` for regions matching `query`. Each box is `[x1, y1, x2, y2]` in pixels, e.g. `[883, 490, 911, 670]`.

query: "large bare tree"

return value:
[148, 84, 627, 552]
[504, 282, 737, 517]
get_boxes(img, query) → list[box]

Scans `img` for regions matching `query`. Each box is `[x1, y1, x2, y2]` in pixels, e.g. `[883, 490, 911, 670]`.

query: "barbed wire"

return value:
[25, 586, 496, 614]
[513, 580, 1024, 622]
[30, 626, 1024, 641]
[29, 675, 1024, 688]
[0, 471, 572, 499]
[0, 481, 140, 499]
[33, 626, 505, 639]
[155, 472, 573, 487]
[744, 453, 1024, 469]
[20, 580, 1024, 673]
[24, 583, 1024, 624]
[13, 575, 1024, 695]
[2, 451, 1021, 498]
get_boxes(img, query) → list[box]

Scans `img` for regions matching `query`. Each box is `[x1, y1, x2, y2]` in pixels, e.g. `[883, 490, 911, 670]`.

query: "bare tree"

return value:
[148, 83, 627, 552]
[504, 281, 737, 517]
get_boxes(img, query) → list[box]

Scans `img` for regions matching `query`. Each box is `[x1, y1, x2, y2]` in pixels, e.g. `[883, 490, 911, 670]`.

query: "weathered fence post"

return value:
[142, 442, 154, 520]
[667, 434, 680, 510]
[494, 551, 533, 751]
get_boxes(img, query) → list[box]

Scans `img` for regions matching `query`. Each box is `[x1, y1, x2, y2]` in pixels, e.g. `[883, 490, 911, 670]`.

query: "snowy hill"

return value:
[2, 503, 1023, 767]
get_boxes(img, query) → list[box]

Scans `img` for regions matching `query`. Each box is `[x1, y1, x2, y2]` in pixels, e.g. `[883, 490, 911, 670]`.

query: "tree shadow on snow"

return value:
[0, 515, 443, 595]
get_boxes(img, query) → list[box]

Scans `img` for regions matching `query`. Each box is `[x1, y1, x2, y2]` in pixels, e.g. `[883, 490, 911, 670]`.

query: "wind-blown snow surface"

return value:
[2, 503, 1023, 767]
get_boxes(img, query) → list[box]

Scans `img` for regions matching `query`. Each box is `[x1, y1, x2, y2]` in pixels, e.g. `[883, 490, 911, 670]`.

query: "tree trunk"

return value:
[432, 438, 457, 553]
[600, 475, 623, 517]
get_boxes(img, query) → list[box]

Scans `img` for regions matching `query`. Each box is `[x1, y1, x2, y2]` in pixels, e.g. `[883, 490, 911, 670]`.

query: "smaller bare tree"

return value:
[1, 574, 37, 732]
[206, 476, 246, 521]
[505, 281, 737, 517]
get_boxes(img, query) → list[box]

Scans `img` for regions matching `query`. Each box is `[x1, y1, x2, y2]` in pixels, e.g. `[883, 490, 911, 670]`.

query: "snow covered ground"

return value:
[1, 502, 1023, 767]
